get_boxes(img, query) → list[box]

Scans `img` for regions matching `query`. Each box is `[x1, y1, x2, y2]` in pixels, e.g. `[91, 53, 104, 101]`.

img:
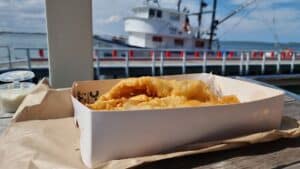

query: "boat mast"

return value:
[177, 0, 181, 12]
[208, 0, 217, 49]
[208, 0, 257, 49]
[197, 0, 207, 38]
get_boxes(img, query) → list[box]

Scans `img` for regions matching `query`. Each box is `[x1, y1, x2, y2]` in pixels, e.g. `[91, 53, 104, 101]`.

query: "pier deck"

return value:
[2, 59, 300, 69]
[1, 59, 300, 80]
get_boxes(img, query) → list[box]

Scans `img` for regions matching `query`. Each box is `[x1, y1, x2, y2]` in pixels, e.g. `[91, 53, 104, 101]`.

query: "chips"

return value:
[87, 77, 239, 110]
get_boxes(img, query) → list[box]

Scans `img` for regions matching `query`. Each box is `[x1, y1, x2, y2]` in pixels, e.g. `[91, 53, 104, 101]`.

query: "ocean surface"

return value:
[219, 41, 300, 51]
[1, 32, 300, 61]
[0, 32, 300, 95]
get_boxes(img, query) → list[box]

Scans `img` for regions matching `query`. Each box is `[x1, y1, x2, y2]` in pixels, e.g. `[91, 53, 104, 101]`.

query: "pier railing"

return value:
[0, 46, 299, 78]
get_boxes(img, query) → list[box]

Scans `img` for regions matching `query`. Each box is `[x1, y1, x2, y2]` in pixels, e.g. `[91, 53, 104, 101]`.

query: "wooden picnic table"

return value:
[0, 95, 300, 169]
[136, 95, 300, 169]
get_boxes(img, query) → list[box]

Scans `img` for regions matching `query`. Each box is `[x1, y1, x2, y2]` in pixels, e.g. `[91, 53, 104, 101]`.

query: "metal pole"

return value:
[45, 0, 93, 87]
[197, 0, 204, 38]
[95, 51, 100, 79]
[276, 52, 281, 74]
[26, 48, 32, 70]
[8, 47, 13, 69]
[202, 51, 207, 73]
[245, 52, 250, 75]
[125, 51, 129, 77]
[239, 52, 243, 75]
[151, 51, 156, 76]
[221, 52, 226, 75]
[160, 51, 164, 76]
[182, 51, 186, 74]
[261, 52, 265, 74]
[290, 52, 295, 74]
[208, 0, 217, 49]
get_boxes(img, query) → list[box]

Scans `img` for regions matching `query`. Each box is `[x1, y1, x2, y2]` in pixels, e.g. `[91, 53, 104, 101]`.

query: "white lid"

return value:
[0, 70, 35, 82]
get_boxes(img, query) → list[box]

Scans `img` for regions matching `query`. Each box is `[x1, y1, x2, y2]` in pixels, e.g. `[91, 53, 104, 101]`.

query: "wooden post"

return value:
[261, 52, 265, 74]
[45, 0, 93, 88]
[245, 52, 250, 75]
[151, 51, 156, 76]
[160, 51, 164, 76]
[202, 51, 207, 73]
[221, 52, 226, 75]
[239, 52, 243, 75]
[182, 51, 186, 74]
[26, 48, 32, 70]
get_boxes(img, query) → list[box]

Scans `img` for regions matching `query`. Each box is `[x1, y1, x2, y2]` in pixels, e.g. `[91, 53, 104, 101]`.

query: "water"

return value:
[0, 32, 300, 96]
[2, 32, 300, 64]
[0, 32, 47, 61]
[219, 41, 300, 51]
[2, 32, 300, 55]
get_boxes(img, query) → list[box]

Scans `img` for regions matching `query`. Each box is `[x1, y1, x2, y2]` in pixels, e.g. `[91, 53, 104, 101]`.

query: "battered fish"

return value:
[88, 77, 239, 110]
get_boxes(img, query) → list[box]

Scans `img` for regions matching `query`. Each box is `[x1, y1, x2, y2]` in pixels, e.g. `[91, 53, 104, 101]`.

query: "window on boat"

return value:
[195, 40, 205, 48]
[149, 8, 155, 18]
[157, 10, 162, 18]
[169, 27, 177, 34]
[174, 39, 184, 46]
[170, 13, 180, 21]
[152, 36, 163, 42]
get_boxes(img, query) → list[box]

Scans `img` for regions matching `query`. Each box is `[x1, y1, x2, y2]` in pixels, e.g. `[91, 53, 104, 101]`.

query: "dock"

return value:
[1, 48, 300, 80]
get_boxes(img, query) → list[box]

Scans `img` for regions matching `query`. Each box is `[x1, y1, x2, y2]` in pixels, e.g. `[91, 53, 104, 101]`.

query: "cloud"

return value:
[215, 0, 300, 42]
[230, 0, 296, 6]
[97, 15, 121, 24]
[1, 0, 299, 42]
[0, 0, 45, 32]
[0, 1, 9, 8]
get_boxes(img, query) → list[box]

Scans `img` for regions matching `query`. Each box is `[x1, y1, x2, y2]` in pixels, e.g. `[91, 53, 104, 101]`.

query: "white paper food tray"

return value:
[71, 73, 284, 168]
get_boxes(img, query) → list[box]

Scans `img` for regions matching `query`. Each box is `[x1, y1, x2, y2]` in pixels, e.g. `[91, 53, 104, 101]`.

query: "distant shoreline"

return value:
[0, 31, 299, 44]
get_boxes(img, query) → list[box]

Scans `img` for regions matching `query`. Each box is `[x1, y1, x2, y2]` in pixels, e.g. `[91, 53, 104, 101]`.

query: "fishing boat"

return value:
[1, 0, 300, 81]
[124, 0, 211, 49]
[123, 0, 256, 50]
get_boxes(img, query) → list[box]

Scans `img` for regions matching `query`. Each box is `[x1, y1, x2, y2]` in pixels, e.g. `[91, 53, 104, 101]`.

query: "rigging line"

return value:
[218, 2, 259, 39]
[218, 3, 259, 38]
[271, 4, 280, 49]
[199, 9, 251, 38]
[255, 2, 280, 47]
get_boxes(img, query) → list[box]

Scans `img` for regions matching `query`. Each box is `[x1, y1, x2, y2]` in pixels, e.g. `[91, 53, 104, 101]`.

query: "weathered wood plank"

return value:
[284, 100, 300, 120]
[135, 97, 300, 169]
[0, 95, 299, 169]
[136, 138, 300, 169]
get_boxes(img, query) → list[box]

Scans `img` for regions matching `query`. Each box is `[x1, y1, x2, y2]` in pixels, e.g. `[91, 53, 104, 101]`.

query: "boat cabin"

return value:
[125, 6, 208, 49]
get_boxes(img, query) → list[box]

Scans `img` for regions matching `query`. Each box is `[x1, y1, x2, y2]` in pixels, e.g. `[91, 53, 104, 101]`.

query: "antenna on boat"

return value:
[188, 0, 210, 39]
[177, 0, 182, 12]
[208, 0, 257, 49]
[197, 0, 207, 38]
[208, 0, 217, 49]
[145, 0, 160, 7]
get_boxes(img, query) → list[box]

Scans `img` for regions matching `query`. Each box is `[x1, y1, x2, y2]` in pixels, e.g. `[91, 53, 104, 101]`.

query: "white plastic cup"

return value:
[0, 82, 36, 113]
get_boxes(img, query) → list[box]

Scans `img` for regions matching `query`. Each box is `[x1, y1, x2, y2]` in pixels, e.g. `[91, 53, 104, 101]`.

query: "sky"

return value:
[0, 0, 300, 42]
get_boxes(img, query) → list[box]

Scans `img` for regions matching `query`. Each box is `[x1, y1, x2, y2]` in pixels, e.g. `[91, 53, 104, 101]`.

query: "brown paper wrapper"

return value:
[12, 78, 73, 123]
[0, 80, 300, 169]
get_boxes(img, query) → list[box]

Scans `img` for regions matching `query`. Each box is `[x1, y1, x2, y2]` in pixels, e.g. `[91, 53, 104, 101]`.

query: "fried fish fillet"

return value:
[87, 77, 239, 110]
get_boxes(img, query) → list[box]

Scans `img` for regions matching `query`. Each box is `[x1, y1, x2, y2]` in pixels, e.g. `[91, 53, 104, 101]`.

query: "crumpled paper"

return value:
[0, 79, 300, 169]
[12, 78, 73, 122]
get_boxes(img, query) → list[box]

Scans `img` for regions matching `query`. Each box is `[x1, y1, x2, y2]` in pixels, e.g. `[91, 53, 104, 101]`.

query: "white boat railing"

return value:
[0, 46, 299, 79]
